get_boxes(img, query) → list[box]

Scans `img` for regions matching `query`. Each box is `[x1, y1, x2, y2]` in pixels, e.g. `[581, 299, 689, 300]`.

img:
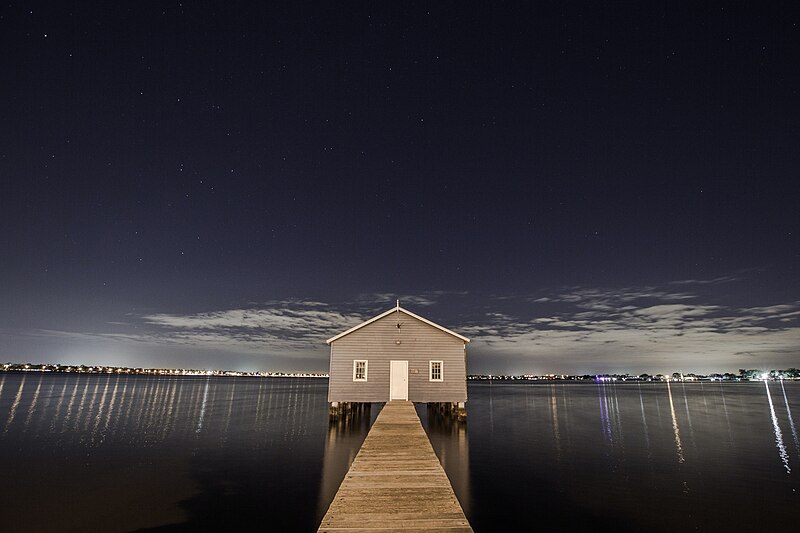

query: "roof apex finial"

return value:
[396, 299, 400, 309]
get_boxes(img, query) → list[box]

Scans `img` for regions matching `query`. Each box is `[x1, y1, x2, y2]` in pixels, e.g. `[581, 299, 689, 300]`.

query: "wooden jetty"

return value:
[318, 401, 473, 532]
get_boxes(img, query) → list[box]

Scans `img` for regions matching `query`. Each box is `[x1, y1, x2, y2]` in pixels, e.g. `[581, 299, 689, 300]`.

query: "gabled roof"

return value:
[326, 304, 470, 344]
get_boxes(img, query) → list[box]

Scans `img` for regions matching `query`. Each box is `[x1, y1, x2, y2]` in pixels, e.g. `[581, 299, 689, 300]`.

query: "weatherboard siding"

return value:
[328, 309, 467, 403]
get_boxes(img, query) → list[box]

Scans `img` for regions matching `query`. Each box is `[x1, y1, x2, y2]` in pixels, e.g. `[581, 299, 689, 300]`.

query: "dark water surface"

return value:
[425, 380, 800, 532]
[2, 374, 799, 532]
[0, 374, 375, 532]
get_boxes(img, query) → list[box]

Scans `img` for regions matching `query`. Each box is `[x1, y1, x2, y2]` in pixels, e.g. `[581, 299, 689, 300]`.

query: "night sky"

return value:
[2, 2, 798, 374]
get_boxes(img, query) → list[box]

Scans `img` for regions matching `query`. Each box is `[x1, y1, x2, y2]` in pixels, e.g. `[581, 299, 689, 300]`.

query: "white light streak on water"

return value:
[638, 383, 651, 459]
[101, 375, 121, 443]
[597, 383, 606, 439]
[163, 379, 178, 439]
[718, 381, 732, 441]
[122, 378, 137, 436]
[254, 381, 266, 432]
[3, 375, 26, 433]
[23, 375, 43, 432]
[112, 378, 128, 439]
[561, 385, 572, 447]
[61, 378, 80, 432]
[50, 381, 69, 433]
[222, 380, 236, 444]
[80, 380, 101, 433]
[35, 380, 57, 435]
[73, 378, 90, 431]
[550, 385, 561, 461]
[613, 383, 624, 445]
[764, 380, 791, 474]
[172, 379, 183, 429]
[666, 380, 685, 464]
[135, 379, 153, 431]
[780, 380, 800, 455]
[680, 382, 696, 451]
[196, 378, 210, 434]
[598, 383, 612, 442]
[92, 375, 111, 438]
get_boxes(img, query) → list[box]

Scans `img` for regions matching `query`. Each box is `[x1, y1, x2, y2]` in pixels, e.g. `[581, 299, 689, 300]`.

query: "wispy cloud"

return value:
[24, 300, 366, 359]
[18, 279, 800, 374]
[355, 291, 468, 308]
[463, 285, 800, 373]
[668, 275, 740, 286]
[135, 300, 366, 354]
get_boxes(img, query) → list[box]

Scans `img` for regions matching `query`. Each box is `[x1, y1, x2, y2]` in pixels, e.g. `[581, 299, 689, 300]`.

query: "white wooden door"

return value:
[389, 360, 408, 400]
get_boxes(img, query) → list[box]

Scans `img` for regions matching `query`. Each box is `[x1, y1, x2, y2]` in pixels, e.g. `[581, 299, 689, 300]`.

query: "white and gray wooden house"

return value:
[326, 303, 469, 409]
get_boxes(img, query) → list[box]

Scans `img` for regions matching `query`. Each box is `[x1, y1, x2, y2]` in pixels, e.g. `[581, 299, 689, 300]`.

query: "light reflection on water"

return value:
[418, 403, 472, 518]
[460, 381, 800, 532]
[666, 379, 685, 464]
[2, 375, 799, 532]
[0, 374, 367, 533]
[765, 380, 791, 473]
[637, 383, 651, 459]
[781, 380, 800, 455]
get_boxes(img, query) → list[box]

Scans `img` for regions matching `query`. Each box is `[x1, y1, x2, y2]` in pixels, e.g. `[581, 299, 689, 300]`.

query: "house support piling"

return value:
[428, 401, 467, 422]
[328, 401, 371, 421]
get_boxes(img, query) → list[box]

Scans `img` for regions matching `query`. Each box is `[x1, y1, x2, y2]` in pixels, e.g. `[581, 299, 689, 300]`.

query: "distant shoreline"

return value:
[2, 365, 798, 383]
[0, 364, 327, 378]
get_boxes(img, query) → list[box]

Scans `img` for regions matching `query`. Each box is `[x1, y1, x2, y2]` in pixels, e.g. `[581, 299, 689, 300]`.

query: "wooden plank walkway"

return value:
[318, 401, 473, 532]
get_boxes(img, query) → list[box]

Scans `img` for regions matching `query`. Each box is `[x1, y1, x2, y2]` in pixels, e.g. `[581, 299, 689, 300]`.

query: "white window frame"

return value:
[429, 360, 443, 382]
[353, 360, 368, 382]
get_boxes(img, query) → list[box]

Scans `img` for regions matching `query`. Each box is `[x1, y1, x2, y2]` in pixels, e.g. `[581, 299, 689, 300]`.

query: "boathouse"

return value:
[326, 303, 469, 405]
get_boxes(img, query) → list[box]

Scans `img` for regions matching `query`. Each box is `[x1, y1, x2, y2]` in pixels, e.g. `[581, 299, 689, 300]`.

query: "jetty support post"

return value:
[457, 401, 467, 421]
[329, 401, 371, 421]
[329, 401, 340, 419]
[428, 401, 467, 422]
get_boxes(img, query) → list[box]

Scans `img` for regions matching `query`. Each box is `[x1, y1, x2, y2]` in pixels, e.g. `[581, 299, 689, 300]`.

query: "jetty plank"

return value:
[318, 401, 472, 532]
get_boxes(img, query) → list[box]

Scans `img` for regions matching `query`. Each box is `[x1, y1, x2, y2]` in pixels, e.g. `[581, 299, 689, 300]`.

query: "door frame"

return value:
[389, 360, 409, 400]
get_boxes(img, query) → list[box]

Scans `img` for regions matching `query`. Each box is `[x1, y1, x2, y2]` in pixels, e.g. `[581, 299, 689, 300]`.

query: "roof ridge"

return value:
[326, 306, 470, 344]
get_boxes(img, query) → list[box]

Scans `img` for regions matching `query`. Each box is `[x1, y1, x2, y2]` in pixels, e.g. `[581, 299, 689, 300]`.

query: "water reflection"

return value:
[597, 382, 624, 446]
[50, 381, 68, 433]
[598, 382, 611, 442]
[1, 373, 335, 450]
[99, 375, 120, 443]
[74, 377, 91, 432]
[718, 381, 732, 441]
[90, 375, 110, 440]
[462, 381, 800, 532]
[780, 380, 800, 455]
[638, 383, 651, 459]
[3, 375, 799, 532]
[550, 385, 561, 461]
[680, 382, 696, 452]
[420, 404, 472, 517]
[612, 383, 624, 445]
[4, 374, 26, 433]
[196, 378, 210, 434]
[665, 380, 685, 464]
[23, 376, 43, 432]
[62, 377, 80, 431]
[0, 374, 367, 532]
[764, 380, 791, 473]
[316, 403, 375, 523]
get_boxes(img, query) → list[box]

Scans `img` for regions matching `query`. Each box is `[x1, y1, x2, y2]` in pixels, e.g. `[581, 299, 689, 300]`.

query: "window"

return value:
[429, 361, 443, 382]
[353, 360, 368, 381]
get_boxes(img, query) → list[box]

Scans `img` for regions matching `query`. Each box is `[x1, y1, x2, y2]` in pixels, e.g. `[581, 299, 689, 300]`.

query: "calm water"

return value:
[434, 380, 800, 532]
[0, 374, 374, 532]
[1, 374, 799, 532]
